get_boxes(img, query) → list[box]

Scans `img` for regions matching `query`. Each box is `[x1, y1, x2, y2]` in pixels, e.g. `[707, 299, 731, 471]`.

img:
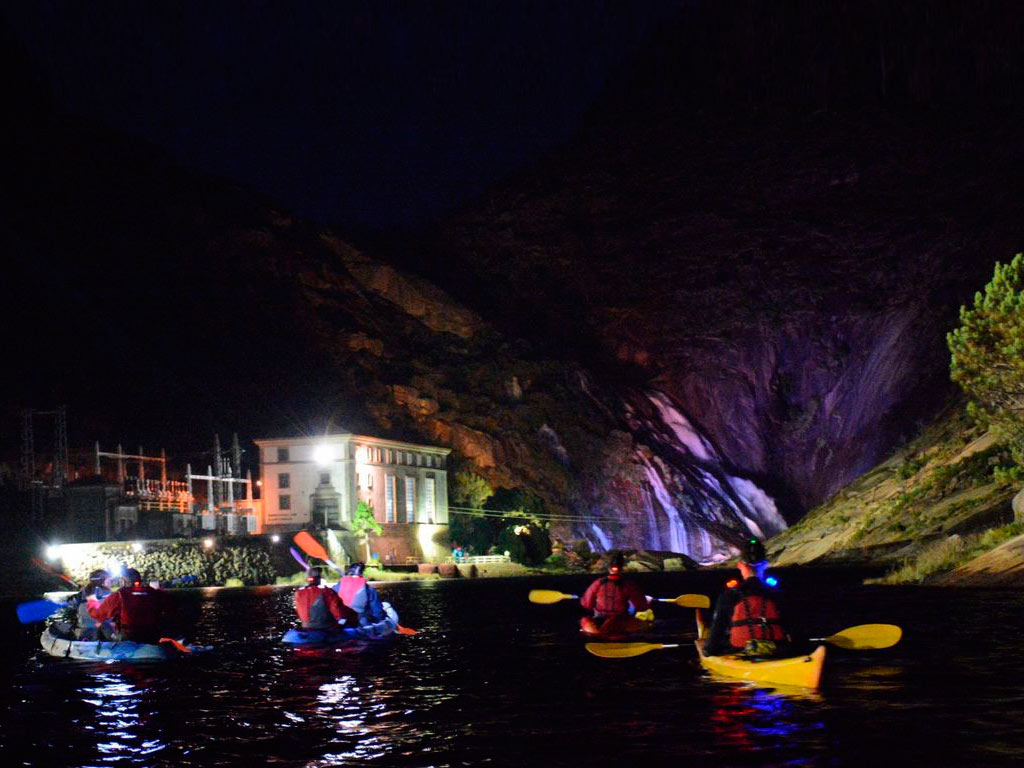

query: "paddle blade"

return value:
[825, 623, 902, 650]
[396, 625, 419, 636]
[660, 594, 711, 609]
[585, 642, 679, 659]
[159, 637, 192, 654]
[528, 589, 577, 605]
[289, 547, 310, 571]
[17, 599, 65, 624]
[294, 531, 329, 561]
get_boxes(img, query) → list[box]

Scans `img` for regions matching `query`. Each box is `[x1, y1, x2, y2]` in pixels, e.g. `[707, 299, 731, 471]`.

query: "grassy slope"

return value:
[768, 406, 1020, 582]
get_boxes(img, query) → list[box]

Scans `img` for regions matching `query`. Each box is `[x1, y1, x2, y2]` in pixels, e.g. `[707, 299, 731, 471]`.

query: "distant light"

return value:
[45, 544, 61, 562]
[765, 576, 779, 588]
[131, 541, 144, 553]
[313, 444, 334, 466]
[256, 479, 263, 487]
[271, 534, 281, 543]
[107, 559, 123, 576]
[203, 537, 215, 549]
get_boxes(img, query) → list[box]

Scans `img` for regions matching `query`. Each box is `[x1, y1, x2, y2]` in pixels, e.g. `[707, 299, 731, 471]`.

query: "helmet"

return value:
[124, 568, 143, 586]
[346, 562, 365, 577]
[740, 538, 767, 566]
[607, 552, 626, 579]
[88, 569, 109, 585]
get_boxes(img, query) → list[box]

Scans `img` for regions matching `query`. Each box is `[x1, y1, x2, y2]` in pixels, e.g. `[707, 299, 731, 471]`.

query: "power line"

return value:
[448, 505, 624, 524]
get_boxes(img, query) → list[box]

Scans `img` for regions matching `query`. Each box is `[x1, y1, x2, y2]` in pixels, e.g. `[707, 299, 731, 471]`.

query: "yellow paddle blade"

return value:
[528, 589, 578, 605]
[660, 594, 711, 609]
[585, 642, 680, 659]
[633, 609, 655, 622]
[823, 623, 902, 650]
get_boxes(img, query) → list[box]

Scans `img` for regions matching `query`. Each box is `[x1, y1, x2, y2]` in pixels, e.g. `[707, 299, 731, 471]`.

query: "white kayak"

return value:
[40, 627, 206, 661]
[283, 602, 400, 646]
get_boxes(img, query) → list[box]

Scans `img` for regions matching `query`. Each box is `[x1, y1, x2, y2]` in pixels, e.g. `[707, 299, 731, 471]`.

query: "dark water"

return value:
[0, 570, 1021, 767]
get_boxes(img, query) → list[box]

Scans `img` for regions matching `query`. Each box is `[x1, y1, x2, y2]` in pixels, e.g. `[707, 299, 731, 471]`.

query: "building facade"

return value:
[254, 432, 450, 561]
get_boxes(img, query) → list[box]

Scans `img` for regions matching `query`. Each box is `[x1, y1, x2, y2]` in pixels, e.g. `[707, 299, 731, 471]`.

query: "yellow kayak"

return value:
[695, 612, 826, 689]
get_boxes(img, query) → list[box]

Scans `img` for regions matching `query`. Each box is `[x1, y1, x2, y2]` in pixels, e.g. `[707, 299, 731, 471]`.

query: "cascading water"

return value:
[575, 388, 787, 564]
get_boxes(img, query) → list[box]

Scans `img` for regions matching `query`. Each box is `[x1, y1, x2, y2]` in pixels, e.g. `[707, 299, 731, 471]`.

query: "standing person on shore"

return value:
[702, 538, 791, 657]
[579, 552, 650, 636]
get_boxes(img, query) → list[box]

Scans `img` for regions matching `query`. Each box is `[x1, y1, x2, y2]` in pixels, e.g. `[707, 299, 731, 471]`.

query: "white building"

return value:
[254, 432, 450, 559]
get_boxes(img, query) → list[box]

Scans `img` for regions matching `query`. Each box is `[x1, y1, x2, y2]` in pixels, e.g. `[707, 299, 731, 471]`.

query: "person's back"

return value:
[336, 563, 386, 625]
[296, 571, 357, 630]
[703, 539, 790, 657]
[579, 552, 649, 635]
[88, 569, 173, 643]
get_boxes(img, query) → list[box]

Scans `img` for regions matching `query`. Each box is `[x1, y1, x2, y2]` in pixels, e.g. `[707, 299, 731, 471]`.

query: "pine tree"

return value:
[948, 253, 1024, 465]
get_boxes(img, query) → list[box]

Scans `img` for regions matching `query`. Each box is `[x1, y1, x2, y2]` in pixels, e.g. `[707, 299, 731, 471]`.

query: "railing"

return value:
[454, 554, 510, 564]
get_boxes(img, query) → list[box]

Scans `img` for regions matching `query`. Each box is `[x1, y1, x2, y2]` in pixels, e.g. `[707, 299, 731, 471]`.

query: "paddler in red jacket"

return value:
[87, 568, 174, 643]
[579, 552, 650, 636]
[295, 570, 358, 630]
[335, 562, 387, 625]
[703, 538, 792, 657]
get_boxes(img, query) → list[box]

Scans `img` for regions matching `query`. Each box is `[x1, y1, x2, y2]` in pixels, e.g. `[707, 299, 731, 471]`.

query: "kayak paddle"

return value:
[585, 641, 681, 658]
[655, 594, 711, 609]
[528, 589, 579, 604]
[31, 557, 79, 588]
[293, 531, 421, 636]
[293, 531, 344, 573]
[809, 623, 902, 650]
[289, 546, 311, 572]
[159, 637, 193, 654]
[16, 599, 66, 624]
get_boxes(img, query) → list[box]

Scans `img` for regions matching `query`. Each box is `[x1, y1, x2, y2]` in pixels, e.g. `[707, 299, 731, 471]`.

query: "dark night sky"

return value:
[4, 0, 681, 230]
[0, 1, 683, 469]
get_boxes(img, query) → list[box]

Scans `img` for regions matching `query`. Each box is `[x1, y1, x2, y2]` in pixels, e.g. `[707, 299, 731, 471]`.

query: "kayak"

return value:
[283, 602, 400, 646]
[40, 627, 205, 661]
[694, 612, 826, 689]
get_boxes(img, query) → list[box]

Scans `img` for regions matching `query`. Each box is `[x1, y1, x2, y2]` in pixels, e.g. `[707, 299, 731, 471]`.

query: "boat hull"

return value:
[40, 628, 199, 661]
[283, 602, 400, 646]
[695, 613, 825, 689]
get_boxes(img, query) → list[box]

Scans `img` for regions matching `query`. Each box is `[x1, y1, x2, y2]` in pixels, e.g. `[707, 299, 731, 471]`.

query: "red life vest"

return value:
[337, 576, 367, 608]
[592, 578, 629, 616]
[728, 591, 785, 647]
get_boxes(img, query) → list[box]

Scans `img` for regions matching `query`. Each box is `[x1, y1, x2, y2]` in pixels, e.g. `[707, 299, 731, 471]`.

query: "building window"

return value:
[320, 473, 330, 485]
[385, 475, 395, 523]
[277, 447, 289, 462]
[367, 473, 373, 489]
[278, 472, 290, 489]
[405, 476, 415, 523]
[424, 477, 435, 523]
[280, 494, 291, 510]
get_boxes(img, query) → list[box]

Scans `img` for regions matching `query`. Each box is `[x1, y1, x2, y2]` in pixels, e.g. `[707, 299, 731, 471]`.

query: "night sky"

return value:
[0, 1, 681, 469]
[4, 1, 679, 230]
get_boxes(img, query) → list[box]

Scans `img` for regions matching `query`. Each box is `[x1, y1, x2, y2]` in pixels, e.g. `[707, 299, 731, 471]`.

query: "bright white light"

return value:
[45, 544, 61, 561]
[313, 444, 334, 466]
[203, 538, 215, 549]
[271, 534, 281, 543]
[107, 558, 122, 576]
[131, 541, 144, 553]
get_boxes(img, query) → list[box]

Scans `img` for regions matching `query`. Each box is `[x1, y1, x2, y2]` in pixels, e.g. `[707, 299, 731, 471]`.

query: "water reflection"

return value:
[708, 683, 826, 762]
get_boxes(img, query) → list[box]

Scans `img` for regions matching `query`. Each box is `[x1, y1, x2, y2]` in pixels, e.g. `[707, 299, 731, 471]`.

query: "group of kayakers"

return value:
[580, 538, 792, 657]
[52, 559, 389, 645]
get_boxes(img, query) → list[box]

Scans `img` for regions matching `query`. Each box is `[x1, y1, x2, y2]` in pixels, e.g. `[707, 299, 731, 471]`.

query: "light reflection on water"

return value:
[2, 574, 1024, 766]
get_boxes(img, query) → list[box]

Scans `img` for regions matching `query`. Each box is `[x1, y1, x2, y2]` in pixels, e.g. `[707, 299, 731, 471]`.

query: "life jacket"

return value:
[296, 586, 337, 629]
[75, 586, 111, 630]
[727, 581, 785, 648]
[337, 576, 367, 608]
[337, 576, 385, 624]
[117, 584, 165, 641]
[592, 577, 630, 616]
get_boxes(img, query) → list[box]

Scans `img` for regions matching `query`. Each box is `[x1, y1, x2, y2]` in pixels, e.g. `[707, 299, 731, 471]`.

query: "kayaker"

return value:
[703, 538, 791, 657]
[579, 552, 649, 636]
[335, 562, 387, 625]
[87, 568, 175, 643]
[296, 569, 358, 630]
